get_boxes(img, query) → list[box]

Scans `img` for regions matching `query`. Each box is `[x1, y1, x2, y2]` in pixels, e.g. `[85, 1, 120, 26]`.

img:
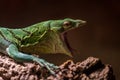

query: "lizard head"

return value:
[50, 18, 86, 33]
[38, 18, 86, 57]
[47, 18, 86, 57]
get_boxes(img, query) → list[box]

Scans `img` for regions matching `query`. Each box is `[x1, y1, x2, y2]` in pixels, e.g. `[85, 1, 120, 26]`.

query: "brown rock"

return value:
[0, 54, 115, 80]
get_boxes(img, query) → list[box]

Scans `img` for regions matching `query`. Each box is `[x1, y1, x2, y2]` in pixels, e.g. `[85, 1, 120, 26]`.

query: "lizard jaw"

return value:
[60, 32, 73, 57]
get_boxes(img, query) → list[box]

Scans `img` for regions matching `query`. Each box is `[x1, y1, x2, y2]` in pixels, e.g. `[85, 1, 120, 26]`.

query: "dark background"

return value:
[0, 0, 120, 79]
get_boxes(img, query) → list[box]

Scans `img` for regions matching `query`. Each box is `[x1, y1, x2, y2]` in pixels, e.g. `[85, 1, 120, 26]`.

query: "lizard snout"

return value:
[76, 20, 86, 27]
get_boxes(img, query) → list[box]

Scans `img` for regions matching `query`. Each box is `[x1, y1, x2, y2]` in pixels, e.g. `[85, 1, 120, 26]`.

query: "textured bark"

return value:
[0, 54, 115, 80]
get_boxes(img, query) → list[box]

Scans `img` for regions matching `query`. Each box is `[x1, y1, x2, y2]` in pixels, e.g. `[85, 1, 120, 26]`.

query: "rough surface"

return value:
[0, 54, 115, 80]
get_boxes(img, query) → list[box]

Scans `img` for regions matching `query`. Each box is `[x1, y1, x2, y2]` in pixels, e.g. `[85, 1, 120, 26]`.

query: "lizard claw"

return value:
[42, 61, 59, 75]
[33, 57, 58, 75]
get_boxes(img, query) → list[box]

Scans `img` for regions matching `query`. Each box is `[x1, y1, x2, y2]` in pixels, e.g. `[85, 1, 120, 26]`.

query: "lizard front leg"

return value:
[6, 44, 58, 75]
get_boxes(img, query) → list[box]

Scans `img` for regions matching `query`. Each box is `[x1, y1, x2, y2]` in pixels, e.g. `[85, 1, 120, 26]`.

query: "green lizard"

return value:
[0, 18, 86, 75]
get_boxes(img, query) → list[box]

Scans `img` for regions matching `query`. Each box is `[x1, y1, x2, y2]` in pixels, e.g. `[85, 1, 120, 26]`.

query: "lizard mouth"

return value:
[60, 32, 73, 56]
[60, 21, 86, 56]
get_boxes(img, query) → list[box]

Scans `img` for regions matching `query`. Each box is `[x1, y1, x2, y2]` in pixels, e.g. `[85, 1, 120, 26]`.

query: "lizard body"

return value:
[0, 18, 86, 75]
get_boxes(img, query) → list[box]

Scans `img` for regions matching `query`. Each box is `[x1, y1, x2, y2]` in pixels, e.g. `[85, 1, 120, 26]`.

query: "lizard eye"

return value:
[63, 21, 71, 29]
[63, 21, 71, 26]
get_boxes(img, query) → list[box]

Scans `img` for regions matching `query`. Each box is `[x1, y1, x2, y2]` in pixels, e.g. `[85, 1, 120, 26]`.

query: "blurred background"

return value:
[0, 0, 120, 79]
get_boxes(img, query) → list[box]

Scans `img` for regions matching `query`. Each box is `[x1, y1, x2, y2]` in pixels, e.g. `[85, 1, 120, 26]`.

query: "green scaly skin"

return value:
[0, 18, 86, 75]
